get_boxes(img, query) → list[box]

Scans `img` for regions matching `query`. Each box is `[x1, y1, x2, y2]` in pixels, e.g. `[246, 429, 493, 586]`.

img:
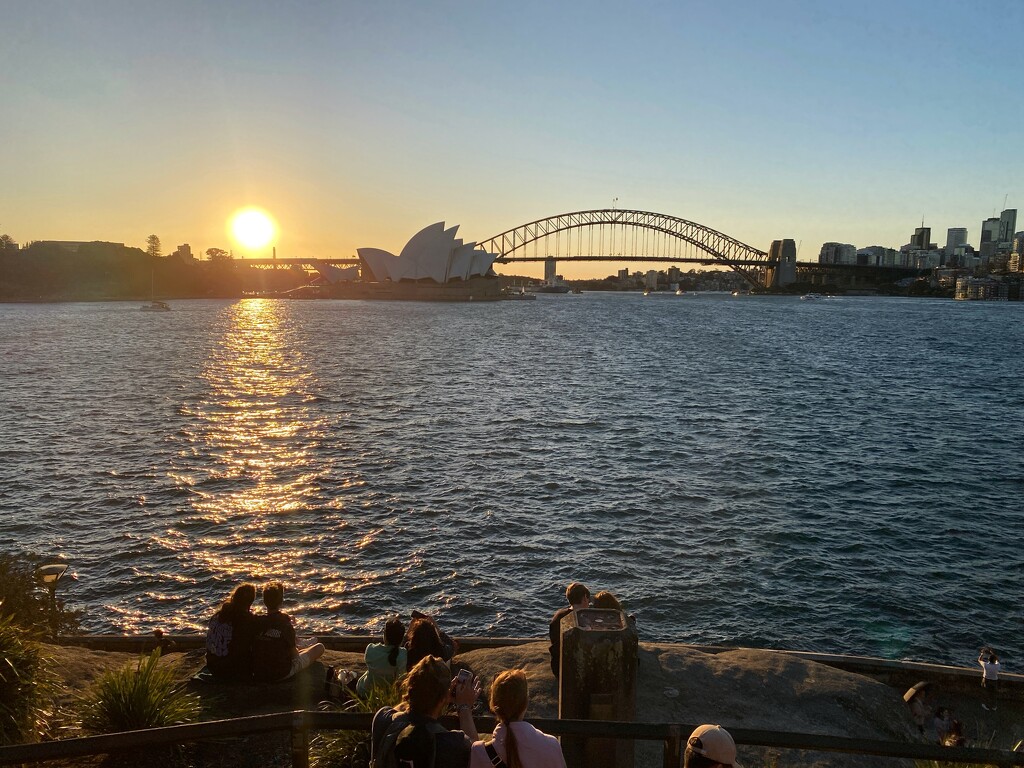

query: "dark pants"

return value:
[982, 678, 999, 708]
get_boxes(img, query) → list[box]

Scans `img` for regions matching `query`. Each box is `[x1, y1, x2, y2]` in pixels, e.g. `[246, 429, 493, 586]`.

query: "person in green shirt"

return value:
[357, 616, 408, 695]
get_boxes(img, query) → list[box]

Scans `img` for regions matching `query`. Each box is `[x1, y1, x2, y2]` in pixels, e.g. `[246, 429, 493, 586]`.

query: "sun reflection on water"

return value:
[171, 299, 329, 580]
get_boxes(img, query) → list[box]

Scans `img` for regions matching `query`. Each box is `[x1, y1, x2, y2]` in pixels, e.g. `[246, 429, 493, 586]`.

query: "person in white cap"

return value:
[684, 724, 741, 768]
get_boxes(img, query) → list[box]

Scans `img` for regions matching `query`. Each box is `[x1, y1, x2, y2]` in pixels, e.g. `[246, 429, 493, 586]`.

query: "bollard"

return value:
[558, 608, 638, 768]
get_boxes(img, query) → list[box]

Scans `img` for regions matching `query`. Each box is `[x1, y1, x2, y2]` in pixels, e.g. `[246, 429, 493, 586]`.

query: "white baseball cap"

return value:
[687, 724, 741, 767]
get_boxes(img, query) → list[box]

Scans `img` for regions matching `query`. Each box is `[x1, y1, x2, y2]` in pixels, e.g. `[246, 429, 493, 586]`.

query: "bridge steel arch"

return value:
[477, 209, 773, 288]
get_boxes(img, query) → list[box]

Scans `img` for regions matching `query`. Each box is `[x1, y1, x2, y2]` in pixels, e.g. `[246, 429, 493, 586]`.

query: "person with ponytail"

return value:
[469, 669, 566, 768]
[356, 615, 408, 696]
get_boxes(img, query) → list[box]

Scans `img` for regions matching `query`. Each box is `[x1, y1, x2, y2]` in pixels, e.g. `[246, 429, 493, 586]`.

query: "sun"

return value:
[229, 208, 277, 250]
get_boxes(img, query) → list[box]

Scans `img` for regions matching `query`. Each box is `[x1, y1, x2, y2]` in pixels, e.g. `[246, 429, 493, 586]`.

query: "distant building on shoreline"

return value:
[27, 240, 125, 253]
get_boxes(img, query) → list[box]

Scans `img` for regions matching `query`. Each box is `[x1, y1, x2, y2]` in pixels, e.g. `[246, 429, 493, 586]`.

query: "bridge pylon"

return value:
[544, 258, 557, 283]
[766, 239, 797, 288]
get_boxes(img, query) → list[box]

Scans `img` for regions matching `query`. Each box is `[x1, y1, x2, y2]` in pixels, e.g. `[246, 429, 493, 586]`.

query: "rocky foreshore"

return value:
[38, 639, 1024, 767]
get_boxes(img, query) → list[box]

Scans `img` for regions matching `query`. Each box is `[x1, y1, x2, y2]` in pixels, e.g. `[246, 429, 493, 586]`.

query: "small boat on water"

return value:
[500, 287, 536, 301]
[527, 282, 571, 294]
[800, 292, 825, 301]
[140, 268, 170, 311]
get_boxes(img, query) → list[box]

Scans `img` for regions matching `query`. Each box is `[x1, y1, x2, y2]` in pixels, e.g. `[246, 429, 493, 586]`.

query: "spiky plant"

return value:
[81, 649, 201, 734]
[0, 615, 55, 745]
[311, 678, 403, 768]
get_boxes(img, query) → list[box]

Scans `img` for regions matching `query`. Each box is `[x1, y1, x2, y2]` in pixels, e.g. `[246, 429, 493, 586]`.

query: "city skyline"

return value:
[3, 0, 1023, 279]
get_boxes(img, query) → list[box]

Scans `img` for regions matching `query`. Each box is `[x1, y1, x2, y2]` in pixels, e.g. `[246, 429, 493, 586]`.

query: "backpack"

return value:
[371, 712, 446, 768]
[206, 615, 233, 658]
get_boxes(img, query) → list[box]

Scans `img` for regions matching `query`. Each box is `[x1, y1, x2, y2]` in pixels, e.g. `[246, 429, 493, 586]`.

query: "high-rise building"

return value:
[818, 242, 857, 264]
[945, 228, 968, 252]
[998, 208, 1017, 247]
[980, 217, 1000, 244]
[911, 226, 931, 251]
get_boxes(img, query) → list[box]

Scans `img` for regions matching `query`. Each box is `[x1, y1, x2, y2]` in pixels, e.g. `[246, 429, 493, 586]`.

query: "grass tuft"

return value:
[311, 677, 403, 768]
[0, 615, 56, 745]
[81, 649, 201, 734]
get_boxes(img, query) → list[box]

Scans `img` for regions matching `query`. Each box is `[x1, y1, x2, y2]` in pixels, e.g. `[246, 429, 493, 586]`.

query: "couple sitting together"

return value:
[205, 582, 325, 683]
[371, 655, 566, 768]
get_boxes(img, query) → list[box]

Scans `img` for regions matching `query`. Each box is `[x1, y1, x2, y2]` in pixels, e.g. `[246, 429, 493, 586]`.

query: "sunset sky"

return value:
[3, 0, 1022, 278]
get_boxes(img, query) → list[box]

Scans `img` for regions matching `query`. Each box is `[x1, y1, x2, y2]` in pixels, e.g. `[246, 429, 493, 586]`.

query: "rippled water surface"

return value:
[1, 295, 1021, 664]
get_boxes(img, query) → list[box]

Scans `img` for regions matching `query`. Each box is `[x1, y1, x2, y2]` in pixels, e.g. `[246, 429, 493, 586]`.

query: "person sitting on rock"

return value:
[932, 707, 952, 744]
[251, 581, 325, 683]
[683, 724, 742, 768]
[593, 590, 638, 629]
[406, 616, 450, 670]
[356, 615, 408, 696]
[469, 669, 566, 768]
[548, 582, 590, 677]
[370, 655, 480, 768]
[943, 719, 966, 748]
[205, 583, 257, 682]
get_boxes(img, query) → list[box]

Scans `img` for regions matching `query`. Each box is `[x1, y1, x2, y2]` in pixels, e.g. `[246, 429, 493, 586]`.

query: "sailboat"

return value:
[140, 268, 171, 311]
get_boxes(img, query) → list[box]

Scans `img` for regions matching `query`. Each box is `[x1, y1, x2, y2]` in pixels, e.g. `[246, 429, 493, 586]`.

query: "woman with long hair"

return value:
[356, 615, 408, 696]
[370, 655, 480, 768]
[405, 616, 447, 669]
[469, 669, 566, 768]
[205, 583, 257, 681]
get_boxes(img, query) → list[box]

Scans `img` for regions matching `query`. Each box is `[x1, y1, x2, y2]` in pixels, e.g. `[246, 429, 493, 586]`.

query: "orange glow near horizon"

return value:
[229, 207, 277, 251]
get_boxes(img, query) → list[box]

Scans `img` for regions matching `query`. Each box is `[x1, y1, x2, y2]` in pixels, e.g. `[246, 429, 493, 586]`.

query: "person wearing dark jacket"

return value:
[548, 582, 590, 677]
[251, 581, 324, 682]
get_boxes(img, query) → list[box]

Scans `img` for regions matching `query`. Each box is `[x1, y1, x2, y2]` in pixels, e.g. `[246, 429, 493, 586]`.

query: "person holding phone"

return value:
[370, 655, 480, 768]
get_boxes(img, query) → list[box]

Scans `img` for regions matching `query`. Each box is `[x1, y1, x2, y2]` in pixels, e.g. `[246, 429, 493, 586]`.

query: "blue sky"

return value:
[2, 0, 1022, 277]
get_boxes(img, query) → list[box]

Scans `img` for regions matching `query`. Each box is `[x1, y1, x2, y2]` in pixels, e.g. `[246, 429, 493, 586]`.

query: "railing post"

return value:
[663, 724, 682, 768]
[290, 711, 310, 768]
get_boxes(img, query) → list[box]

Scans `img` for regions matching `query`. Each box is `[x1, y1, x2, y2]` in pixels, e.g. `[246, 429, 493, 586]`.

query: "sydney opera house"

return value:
[320, 222, 502, 301]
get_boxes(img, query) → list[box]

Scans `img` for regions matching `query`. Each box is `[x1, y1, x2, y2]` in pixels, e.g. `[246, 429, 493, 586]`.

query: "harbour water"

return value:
[0, 294, 1021, 666]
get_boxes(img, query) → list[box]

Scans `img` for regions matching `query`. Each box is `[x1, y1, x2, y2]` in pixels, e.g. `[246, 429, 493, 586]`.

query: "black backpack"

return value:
[371, 714, 445, 768]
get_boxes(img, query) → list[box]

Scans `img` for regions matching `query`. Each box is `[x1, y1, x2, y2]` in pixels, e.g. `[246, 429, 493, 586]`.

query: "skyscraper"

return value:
[911, 226, 931, 250]
[998, 208, 1017, 247]
[980, 217, 1000, 244]
[945, 228, 968, 251]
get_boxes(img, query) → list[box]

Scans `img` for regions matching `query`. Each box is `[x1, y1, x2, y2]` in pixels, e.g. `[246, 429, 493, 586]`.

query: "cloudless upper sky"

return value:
[3, 0, 1022, 277]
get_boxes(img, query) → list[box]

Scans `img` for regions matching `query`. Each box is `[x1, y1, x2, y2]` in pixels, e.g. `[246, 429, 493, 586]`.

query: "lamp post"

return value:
[37, 563, 68, 637]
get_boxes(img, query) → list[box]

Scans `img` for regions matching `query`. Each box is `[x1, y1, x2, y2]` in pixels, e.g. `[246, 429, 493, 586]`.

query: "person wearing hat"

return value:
[684, 724, 741, 768]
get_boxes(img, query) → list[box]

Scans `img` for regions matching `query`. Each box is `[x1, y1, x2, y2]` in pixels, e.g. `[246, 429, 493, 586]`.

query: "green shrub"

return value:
[0, 552, 81, 636]
[311, 678, 403, 768]
[0, 615, 55, 745]
[81, 649, 201, 734]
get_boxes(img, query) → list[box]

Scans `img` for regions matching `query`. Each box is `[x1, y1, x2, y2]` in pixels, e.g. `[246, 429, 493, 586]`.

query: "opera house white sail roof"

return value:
[357, 223, 498, 284]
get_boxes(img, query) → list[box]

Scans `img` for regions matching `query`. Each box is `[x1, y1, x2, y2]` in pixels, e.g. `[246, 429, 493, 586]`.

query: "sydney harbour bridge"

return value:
[243, 208, 917, 289]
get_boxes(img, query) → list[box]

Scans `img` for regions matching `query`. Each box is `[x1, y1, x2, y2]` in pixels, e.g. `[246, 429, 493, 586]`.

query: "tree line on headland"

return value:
[0, 236, 310, 301]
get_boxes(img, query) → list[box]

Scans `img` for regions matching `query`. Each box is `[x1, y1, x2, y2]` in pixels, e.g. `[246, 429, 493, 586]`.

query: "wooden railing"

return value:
[2, 711, 1023, 768]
